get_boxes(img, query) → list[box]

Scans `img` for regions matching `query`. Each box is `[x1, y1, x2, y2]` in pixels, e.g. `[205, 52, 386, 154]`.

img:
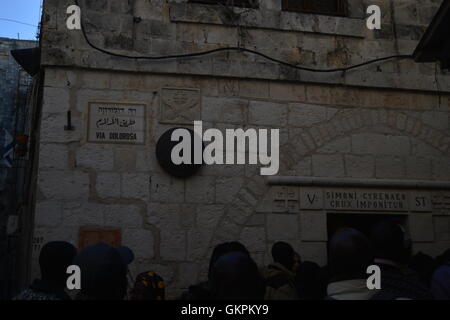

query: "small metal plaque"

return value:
[79, 229, 122, 250]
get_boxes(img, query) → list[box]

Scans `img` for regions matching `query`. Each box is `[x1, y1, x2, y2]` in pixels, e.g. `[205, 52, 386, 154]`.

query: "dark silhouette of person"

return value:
[73, 243, 128, 300]
[208, 241, 250, 281]
[369, 220, 432, 300]
[209, 251, 265, 300]
[292, 252, 301, 273]
[295, 261, 326, 300]
[264, 241, 298, 300]
[431, 262, 450, 300]
[326, 228, 375, 300]
[14, 241, 77, 300]
[180, 241, 250, 300]
[409, 252, 438, 287]
[130, 271, 165, 300]
[435, 248, 450, 267]
[431, 248, 450, 300]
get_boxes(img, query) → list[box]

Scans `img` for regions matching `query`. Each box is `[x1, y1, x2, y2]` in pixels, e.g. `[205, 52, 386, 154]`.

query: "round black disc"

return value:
[155, 127, 203, 179]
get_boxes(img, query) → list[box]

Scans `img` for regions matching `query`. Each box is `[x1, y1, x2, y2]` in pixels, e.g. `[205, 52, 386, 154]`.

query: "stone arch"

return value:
[205, 107, 450, 262]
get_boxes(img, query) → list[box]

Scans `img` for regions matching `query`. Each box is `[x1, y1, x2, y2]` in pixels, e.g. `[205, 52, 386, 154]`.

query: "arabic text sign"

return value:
[88, 102, 146, 144]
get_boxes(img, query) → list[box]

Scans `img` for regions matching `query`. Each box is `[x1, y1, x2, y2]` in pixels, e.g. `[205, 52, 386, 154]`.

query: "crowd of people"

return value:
[14, 219, 450, 300]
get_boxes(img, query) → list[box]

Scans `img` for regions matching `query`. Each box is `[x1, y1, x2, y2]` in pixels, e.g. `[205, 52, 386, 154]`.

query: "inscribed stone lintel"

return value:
[271, 186, 434, 213]
[160, 87, 201, 124]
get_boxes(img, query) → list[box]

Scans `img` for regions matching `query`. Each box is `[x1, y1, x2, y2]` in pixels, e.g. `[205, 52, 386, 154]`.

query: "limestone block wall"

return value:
[40, 0, 450, 92]
[30, 0, 450, 298]
[31, 67, 450, 297]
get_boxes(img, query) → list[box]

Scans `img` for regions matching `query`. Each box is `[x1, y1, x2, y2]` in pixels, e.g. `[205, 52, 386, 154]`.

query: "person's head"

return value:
[369, 220, 411, 265]
[210, 252, 265, 300]
[115, 246, 134, 266]
[328, 228, 373, 279]
[271, 242, 295, 270]
[73, 243, 128, 300]
[39, 241, 77, 287]
[292, 252, 302, 272]
[208, 242, 249, 281]
[130, 271, 165, 301]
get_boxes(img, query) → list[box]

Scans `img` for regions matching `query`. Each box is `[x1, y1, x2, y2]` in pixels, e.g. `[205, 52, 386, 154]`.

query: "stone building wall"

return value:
[0, 38, 36, 187]
[0, 37, 37, 299]
[32, 0, 450, 297]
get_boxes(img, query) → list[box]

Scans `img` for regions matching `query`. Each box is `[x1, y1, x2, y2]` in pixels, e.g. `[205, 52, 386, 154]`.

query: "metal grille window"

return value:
[282, 0, 347, 16]
[189, 0, 259, 8]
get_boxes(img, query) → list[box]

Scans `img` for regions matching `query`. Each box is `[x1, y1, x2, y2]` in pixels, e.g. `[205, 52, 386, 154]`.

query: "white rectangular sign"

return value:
[87, 102, 146, 144]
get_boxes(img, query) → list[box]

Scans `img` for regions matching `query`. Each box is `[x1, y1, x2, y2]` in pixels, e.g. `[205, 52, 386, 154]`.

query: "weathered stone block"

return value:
[38, 170, 90, 200]
[96, 172, 121, 198]
[296, 241, 327, 266]
[150, 174, 185, 203]
[269, 82, 306, 102]
[300, 211, 327, 241]
[239, 81, 270, 99]
[42, 87, 70, 113]
[177, 263, 200, 288]
[202, 97, 247, 124]
[104, 204, 143, 228]
[289, 103, 329, 127]
[187, 204, 224, 261]
[352, 133, 410, 156]
[39, 144, 69, 169]
[40, 113, 81, 143]
[160, 226, 186, 261]
[345, 154, 375, 178]
[147, 202, 181, 229]
[122, 228, 154, 259]
[312, 154, 345, 178]
[61, 202, 105, 226]
[432, 157, 450, 180]
[215, 177, 244, 204]
[114, 148, 137, 171]
[185, 176, 215, 204]
[409, 213, 434, 242]
[267, 214, 298, 240]
[34, 201, 63, 227]
[318, 137, 351, 154]
[122, 173, 150, 201]
[240, 227, 266, 252]
[248, 101, 288, 126]
[76, 145, 114, 170]
[376, 156, 405, 179]
[406, 157, 432, 180]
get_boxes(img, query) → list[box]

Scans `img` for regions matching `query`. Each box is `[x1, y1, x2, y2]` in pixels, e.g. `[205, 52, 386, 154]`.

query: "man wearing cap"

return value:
[73, 243, 134, 300]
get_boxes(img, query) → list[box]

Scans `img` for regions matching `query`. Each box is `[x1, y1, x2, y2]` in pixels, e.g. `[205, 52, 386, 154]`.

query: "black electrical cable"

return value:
[74, 0, 413, 73]
[0, 18, 38, 28]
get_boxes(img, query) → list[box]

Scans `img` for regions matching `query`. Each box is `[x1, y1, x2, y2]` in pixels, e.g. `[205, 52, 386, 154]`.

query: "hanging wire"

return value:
[74, 0, 413, 73]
